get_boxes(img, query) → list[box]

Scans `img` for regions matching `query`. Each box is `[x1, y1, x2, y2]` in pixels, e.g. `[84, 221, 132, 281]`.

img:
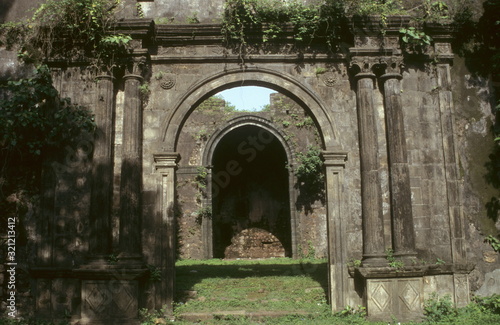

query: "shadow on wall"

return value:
[0, 0, 49, 23]
[0, 0, 15, 22]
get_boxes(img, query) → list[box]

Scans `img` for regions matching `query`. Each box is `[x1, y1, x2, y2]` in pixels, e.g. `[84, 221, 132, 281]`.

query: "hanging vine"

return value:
[221, 0, 349, 54]
[0, 0, 132, 71]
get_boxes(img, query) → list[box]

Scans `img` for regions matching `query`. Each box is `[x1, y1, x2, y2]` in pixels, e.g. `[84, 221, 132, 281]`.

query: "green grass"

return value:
[2, 258, 500, 324]
[167, 258, 500, 325]
[175, 258, 329, 314]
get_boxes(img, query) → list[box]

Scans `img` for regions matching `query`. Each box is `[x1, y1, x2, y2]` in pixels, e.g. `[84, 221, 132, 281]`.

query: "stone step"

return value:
[177, 310, 311, 322]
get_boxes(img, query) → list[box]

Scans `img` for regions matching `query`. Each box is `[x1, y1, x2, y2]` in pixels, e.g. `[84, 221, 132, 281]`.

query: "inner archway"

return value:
[211, 125, 292, 258]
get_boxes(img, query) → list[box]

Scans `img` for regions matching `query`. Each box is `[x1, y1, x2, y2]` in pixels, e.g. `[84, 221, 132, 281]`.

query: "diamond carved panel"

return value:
[86, 284, 112, 315]
[82, 280, 138, 321]
[371, 283, 391, 311]
[399, 282, 420, 311]
[367, 278, 423, 320]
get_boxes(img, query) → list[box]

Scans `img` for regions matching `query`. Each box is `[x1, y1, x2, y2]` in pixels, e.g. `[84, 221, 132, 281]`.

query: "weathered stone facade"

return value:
[1, 0, 499, 324]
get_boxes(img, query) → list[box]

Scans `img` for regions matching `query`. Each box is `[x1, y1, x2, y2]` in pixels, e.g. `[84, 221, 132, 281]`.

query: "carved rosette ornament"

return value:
[322, 71, 337, 87]
[160, 74, 176, 90]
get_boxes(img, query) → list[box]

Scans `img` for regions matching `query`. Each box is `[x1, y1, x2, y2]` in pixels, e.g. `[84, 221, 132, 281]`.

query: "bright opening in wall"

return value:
[216, 86, 277, 112]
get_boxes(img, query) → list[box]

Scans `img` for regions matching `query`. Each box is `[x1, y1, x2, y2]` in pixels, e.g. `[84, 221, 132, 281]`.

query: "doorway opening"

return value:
[211, 124, 292, 258]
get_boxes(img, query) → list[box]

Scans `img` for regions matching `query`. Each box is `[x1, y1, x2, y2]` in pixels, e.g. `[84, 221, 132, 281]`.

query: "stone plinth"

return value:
[352, 263, 474, 321]
[74, 264, 148, 325]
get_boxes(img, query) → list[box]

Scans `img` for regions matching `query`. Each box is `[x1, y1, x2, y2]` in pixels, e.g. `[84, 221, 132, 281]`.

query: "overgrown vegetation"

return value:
[135, 258, 500, 325]
[0, 0, 132, 71]
[222, 0, 349, 53]
[295, 146, 325, 213]
[220, 0, 499, 63]
[220, 0, 442, 56]
[485, 234, 500, 252]
[385, 248, 405, 269]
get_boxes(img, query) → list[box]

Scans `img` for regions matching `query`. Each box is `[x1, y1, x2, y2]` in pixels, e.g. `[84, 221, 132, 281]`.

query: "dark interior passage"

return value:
[212, 125, 291, 258]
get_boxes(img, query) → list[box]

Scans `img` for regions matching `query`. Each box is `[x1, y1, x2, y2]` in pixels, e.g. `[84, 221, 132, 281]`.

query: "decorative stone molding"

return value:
[322, 151, 348, 167]
[154, 152, 181, 172]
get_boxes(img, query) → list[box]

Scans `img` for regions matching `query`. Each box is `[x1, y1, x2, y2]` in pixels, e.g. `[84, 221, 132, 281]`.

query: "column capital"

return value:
[350, 54, 388, 76]
[154, 153, 181, 172]
[322, 151, 348, 168]
[378, 56, 404, 75]
[126, 53, 148, 76]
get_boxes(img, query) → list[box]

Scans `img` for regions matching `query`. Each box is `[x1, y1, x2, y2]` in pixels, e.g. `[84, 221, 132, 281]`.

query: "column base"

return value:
[394, 250, 418, 264]
[362, 254, 388, 267]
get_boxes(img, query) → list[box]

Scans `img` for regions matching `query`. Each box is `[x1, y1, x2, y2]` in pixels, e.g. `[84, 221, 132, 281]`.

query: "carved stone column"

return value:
[353, 63, 386, 266]
[380, 60, 417, 260]
[89, 74, 114, 257]
[323, 151, 348, 311]
[119, 71, 144, 260]
[153, 153, 180, 315]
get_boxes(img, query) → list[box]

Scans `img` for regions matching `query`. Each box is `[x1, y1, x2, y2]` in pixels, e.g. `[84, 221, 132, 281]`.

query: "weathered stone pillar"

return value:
[153, 153, 180, 315]
[202, 166, 213, 259]
[353, 65, 386, 266]
[323, 151, 348, 311]
[119, 72, 143, 259]
[432, 27, 469, 306]
[380, 62, 417, 260]
[89, 74, 114, 257]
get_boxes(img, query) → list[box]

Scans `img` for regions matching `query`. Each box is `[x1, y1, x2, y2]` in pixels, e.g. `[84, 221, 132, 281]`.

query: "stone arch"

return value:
[156, 66, 349, 312]
[162, 67, 342, 152]
[202, 115, 295, 167]
[200, 115, 299, 258]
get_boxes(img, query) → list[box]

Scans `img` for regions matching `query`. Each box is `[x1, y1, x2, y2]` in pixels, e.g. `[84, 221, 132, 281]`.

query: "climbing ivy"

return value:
[0, 0, 131, 70]
[222, 0, 348, 52]
[221, 0, 491, 59]
[295, 146, 325, 213]
[399, 26, 433, 53]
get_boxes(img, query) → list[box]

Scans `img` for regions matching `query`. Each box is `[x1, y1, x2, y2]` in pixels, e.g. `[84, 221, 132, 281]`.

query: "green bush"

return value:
[424, 293, 457, 322]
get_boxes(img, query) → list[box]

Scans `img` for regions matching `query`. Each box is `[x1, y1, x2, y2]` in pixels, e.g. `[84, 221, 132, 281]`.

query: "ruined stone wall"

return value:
[451, 56, 500, 292]
[174, 93, 325, 259]
[1, 3, 500, 321]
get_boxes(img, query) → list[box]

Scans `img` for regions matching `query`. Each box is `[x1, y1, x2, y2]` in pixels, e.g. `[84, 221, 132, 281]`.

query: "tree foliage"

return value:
[0, 65, 95, 156]
[0, 65, 95, 224]
[222, 0, 349, 52]
[0, 0, 131, 70]
[295, 146, 325, 213]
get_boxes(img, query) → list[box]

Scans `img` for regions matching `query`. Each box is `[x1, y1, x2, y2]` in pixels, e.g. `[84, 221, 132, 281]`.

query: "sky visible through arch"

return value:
[216, 86, 276, 112]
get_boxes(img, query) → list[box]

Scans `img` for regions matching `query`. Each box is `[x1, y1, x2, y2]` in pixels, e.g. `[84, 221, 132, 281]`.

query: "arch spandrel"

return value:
[161, 67, 342, 152]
